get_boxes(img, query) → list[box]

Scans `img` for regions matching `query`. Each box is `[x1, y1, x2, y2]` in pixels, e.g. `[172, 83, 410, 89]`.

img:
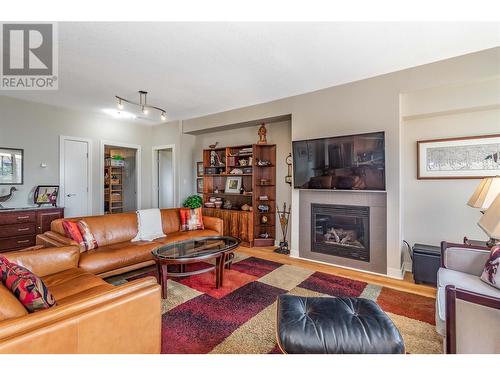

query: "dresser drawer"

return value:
[0, 211, 36, 225]
[0, 235, 36, 251]
[0, 223, 36, 238]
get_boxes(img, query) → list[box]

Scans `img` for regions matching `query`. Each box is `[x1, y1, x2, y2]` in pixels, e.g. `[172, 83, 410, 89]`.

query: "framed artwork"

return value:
[225, 176, 242, 194]
[196, 161, 204, 177]
[0, 147, 23, 185]
[34, 185, 59, 206]
[196, 178, 203, 194]
[417, 134, 500, 179]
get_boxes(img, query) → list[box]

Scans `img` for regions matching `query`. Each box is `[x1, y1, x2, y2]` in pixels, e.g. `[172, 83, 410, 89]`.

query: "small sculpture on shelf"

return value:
[241, 204, 251, 211]
[259, 233, 270, 239]
[0, 187, 17, 208]
[258, 204, 269, 213]
[257, 123, 267, 144]
[256, 159, 272, 167]
[223, 200, 232, 210]
[261, 215, 268, 224]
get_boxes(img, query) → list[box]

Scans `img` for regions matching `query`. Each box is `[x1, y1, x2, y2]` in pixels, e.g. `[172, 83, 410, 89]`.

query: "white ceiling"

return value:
[3, 22, 500, 124]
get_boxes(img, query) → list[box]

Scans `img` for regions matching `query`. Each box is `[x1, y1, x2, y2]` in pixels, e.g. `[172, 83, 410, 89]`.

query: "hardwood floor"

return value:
[237, 246, 437, 299]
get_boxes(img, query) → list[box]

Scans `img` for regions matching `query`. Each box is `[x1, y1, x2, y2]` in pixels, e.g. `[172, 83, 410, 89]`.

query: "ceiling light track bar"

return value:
[115, 91, 167, 121]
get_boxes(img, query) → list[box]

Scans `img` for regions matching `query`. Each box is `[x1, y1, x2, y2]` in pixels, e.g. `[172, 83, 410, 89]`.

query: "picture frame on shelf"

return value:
[196, 178, 203, 194]
[196, 161, 204, 177]
[225, 176, 242, 194]
[34, 185, 59, 207]
[417, 134, 500, 179]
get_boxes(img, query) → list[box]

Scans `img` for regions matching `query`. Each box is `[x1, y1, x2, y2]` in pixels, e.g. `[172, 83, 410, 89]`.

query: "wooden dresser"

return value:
[0, 207, 64, 253]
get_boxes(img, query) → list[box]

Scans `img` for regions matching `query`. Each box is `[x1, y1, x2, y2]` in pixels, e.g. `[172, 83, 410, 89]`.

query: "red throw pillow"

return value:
[0, 255, 56, 313]
[76, 220, 98, 251]
[179, 207, 204, 231]
[62, 220, 84, 245]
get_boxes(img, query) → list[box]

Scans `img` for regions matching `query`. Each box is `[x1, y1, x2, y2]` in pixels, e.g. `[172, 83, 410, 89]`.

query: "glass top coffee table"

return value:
[152, 236, 240, 298]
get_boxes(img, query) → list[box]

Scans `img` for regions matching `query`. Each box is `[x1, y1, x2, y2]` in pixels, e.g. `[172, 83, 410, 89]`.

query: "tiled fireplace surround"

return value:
[299, 190, 387, 274]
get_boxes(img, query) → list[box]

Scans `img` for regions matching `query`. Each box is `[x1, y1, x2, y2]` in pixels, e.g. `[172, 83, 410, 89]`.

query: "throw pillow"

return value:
[480, 246, 500, 290]
[62, 220, 84, 246]
[179, 207, 204, 231]
[76, 220, 98, 251]
[0, 255, 9, 283]
[0, 256, 56, 313]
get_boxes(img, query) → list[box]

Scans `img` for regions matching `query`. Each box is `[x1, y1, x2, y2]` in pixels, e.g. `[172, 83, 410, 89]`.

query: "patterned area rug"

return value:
[107, 252, 442, 354]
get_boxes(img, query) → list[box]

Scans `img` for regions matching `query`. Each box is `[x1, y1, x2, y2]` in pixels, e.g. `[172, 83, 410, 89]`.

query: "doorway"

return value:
[59, 136, 92, 218]
[152, 145, 176, 208]
[100, 141, 141, 214]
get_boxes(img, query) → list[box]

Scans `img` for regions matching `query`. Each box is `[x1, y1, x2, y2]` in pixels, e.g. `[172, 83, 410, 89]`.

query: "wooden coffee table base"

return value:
[155, 250, 235, 299]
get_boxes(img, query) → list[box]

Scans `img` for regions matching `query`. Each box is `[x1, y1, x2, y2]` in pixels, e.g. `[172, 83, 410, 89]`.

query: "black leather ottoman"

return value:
[276, 295, 405, 354]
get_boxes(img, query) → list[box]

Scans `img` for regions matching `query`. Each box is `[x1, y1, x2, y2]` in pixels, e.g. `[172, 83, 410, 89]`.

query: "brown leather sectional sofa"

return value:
[37, 208, 224, 277]
[0, 246, 161, 353]
[0, 209, 223, 354]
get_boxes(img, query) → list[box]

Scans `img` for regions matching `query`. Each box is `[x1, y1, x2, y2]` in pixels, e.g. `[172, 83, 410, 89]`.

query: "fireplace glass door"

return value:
[311, 204, 370, 261]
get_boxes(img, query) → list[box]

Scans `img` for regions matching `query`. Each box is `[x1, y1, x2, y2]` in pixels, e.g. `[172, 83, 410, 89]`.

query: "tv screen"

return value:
[292, 131, 385, 191]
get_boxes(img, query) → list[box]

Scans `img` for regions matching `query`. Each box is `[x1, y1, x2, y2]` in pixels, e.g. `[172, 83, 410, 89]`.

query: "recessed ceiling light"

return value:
[102, 108, 137, 119]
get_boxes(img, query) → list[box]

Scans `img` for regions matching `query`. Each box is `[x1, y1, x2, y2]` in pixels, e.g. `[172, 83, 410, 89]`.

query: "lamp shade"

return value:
[467, 176, 500, 210]
[479, 192, 500, 239]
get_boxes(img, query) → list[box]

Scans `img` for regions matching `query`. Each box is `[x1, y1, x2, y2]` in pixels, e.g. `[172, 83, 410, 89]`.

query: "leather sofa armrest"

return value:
[445, 285, 500, 354]
[204, 216, 224, 234]
[0, 277, 161, 354]
[441, 241, 491, 276]
[42, 231, 79, 246]
[4, 246, 80, 277]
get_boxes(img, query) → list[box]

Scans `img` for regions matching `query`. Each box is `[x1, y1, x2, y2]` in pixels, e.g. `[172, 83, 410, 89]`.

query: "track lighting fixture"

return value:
[115, 90, 167, 121]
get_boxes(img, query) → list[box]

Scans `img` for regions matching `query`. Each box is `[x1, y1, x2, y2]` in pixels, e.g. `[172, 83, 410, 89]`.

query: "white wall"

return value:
[401, 78, 500, 252]
[0, 96, 153, 213]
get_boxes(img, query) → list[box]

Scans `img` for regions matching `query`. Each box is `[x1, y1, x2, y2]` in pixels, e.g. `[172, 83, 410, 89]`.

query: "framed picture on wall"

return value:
[196, 178, 203, 194]
[417, 134, 500, 179]
[196, 161, 204, 177]
[0, 147, 23, 185]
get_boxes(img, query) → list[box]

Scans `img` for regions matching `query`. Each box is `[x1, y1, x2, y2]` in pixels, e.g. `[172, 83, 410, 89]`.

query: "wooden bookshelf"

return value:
[201, 143, 276, 247]
[104, 165, 124, 214]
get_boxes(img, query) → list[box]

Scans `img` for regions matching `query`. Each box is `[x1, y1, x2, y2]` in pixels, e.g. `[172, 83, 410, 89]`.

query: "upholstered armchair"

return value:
[436, 242, 500, 354]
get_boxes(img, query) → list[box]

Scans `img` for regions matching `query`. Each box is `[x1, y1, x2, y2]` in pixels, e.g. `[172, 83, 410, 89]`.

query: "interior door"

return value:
[63, 139, 89, 218]
[158, 149, 174, 208]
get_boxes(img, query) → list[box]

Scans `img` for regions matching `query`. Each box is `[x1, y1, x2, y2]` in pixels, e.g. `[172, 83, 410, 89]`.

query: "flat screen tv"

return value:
[292, 131, 385, 191]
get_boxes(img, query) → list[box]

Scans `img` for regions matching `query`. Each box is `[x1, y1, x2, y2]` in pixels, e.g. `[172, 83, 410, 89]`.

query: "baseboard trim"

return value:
[387, 266, 405, 280]
[289, 253, 404, 280]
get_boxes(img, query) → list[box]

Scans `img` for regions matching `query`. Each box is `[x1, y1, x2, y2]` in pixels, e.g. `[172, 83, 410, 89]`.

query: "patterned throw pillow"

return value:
[76, 220, 98, 251]
[0, 256, 9, 283]
[0, 255, 56, 313]
[480, 246, 500, 290]
[62, 220, 84, 246]
[179, 207, 204, 231]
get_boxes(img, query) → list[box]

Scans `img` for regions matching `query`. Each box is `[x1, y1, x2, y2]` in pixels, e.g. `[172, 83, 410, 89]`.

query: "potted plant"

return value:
[182, 195, 203, 209]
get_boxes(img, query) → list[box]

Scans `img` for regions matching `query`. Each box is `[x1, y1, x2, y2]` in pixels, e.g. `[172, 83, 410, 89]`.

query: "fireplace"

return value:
[311, 204, 370, 262]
